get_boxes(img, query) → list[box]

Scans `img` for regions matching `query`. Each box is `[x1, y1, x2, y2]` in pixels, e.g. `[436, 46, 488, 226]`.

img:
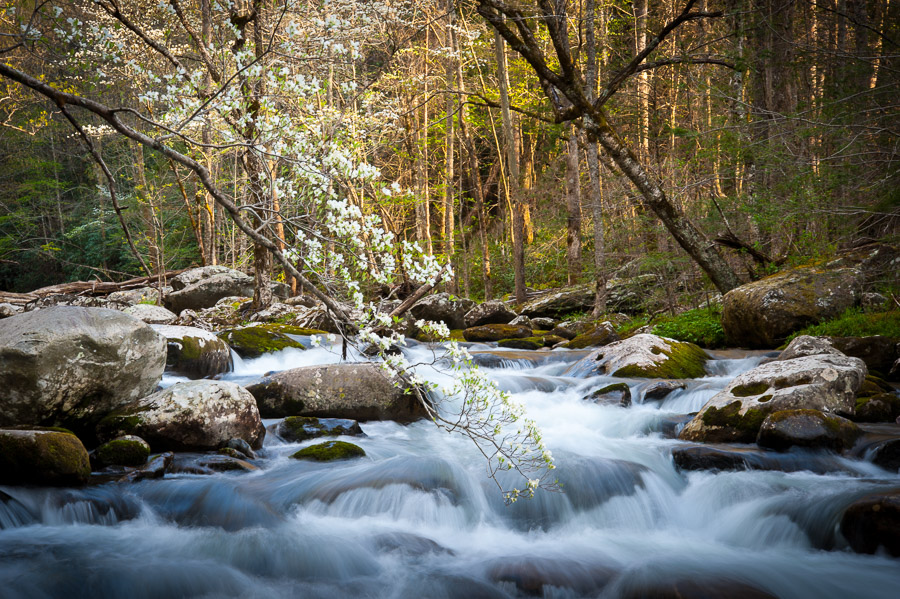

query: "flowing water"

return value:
[1, 343, 899, 598]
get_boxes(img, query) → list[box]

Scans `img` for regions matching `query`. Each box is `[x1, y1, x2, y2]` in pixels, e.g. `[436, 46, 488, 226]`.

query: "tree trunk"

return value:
[565, 125, 582, 285]
[586, 0, 607, 315]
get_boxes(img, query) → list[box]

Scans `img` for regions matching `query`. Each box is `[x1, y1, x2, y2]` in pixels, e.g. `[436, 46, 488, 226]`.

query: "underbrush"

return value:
[786, 307, 900, 341]
[650, 306, 726, 348]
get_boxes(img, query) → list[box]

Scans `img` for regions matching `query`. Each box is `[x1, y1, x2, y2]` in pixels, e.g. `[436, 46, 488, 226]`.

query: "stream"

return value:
[1, 342, 899, 598]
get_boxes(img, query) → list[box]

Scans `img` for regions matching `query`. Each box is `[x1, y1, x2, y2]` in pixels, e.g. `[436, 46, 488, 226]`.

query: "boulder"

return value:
[756, 409, 861, 452]
[678, 353, 867, 444]
[97, 380, 265, 451]
[672, 446, 750, 472]
[562, 322, 620, 349]
[567, 334, 708, 379]
[409, 293, 476, 330]
[840, 491, 900, 557]
[585, 383, 632, 407]
[508, 315, 533, 328]
[531, 317, 557, 330]
[290, 440, 366, 461]
[124, 303, 177, 325]
[108, 287, 165, 305]
[120, 452, 173, 482]
[854, 393, 900, 423]
[721, 266, 863, 348]
[93, 435, 151, 467]
[0, 307, 166, 433]
[828, 336, 900, 376]
[870, 439, 900, 471]
[464, 300, 517, 328]
[606, 274, 659, 314]
[463, 323, 532, 343]
[246, 363, 429, 422]
[217, 324, 319, 358]
[274, 416, 364, 442]
[498, 335, 565, 350]
[289, 306, 342, 334]
[151, 324, 233, 378]
[0, 428, 91, 486]
[778, 335, 844, 360]
[165, 267, 255, 313]
[549, 320, 595, 340]
[520, 285, 594, 319]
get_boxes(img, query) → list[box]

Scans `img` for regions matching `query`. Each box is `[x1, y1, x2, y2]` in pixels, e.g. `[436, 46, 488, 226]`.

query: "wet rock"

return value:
[151, 324, 233, 378]
[463, 323, 532, 342]
[721, 265, 863, 348]
[464, 300, 517, 328]
[98, 380, 265, 451]
[756, 409, 861, 452]
[275, 416, 364, 442]
[165, 267, 255, 313]
[854, 393, 900, 423]
[217, 323, 319, 358]
[870, 438, 900, 471]
[497, 335, 562, 350]
[840, 491, 900, 557]
[642, 380, 686, 401]
[585, 383, 632, 407]
[291, 440, 366, 461]
[119, 451, 173, 482]
[108, 287, 165, 305]
[520, 284, 594, 319]
[0, 428, 91, 486]
[672, 445, 750, 472]
[373, 532, 454, 556]
[562, 321, 620, 349]
[618, 578, 778, 599]
[123, 303, 177, 325]
[409, 292, 476, 330]
[485, 556, 615, 597]
[0, 307, 166, 433]
[679, 352, 867, 443]
[246, 363, 428, 422]
[223, 437, 256, 459]
[568, 334, 708, 379]
[93, 435, 151, 467]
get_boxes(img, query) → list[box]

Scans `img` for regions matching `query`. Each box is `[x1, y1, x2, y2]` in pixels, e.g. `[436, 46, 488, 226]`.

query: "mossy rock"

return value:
[612, 341, 709, 379]
[856, 375, 894, 398]
[94, 435, 150, 467]
[853, 393, 900, 422]
[218, 324, 320, 358]
[290, 440, 366, 461]
[463, 323, 532, 343]
[277, 416, 363, 442]
[563, 323, 620, 349]
[757, 409, 861, 452]
[0, 429, 91, 486]
[692, 401, 772, 443]
[498, 337, 544, 350]
[585, 382, 632, 407]
[415, 328, 466, 343]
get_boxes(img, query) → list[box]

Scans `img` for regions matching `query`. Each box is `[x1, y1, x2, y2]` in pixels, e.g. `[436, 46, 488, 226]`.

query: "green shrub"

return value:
[786, 308, 900, 341]
[651, 307, 726, 348]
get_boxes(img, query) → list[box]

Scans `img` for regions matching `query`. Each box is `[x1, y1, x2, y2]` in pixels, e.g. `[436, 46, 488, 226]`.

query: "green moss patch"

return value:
[563, 325, 619, 349]
[0, 430, 91, 486]
[95, 437, 150, 467]
[651, 307, 726, 349]
[700, 401, 770, 442]
[786, 308, 900, 341]
[612, 341, 708, 379]
[218, 324, 315, 358]
[463, 324, 532, 342]
[732, 382, 770, 397]
[498, 337, 543, 350]
[291, 440, 366, 461]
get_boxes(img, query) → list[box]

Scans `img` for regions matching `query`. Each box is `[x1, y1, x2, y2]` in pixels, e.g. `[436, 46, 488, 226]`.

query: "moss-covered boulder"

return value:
[585, 383, 631, 407]
[679, 351, 867, 443]
[151, 324, 233, 378]
[291, 440, 366, 461]
[463, 300, 517, 328]
[841, 491, 900, 557]
[854, 393, 900, 423]
[165, 266, 255, 313]
[566, 334, 708, 379]
[562, 322, 620, 349]
[93, 435, 151, 467]
[497, 335, 564, 350]
[721, 266, 863, 348]
[217, 324, 322, 358]
[98, 380, 265, 451]
[463, 323, 532, 342]
[756, 409, 861, 452]
[0, 428, 91, 486]
[828, 336, 900, 377]
[0, 307, 166, 434]
[275, 416, 364, 442]
[246, 363, 429, 421]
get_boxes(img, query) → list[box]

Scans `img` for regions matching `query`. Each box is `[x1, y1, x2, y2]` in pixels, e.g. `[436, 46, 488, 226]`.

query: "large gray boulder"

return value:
[756, 409, 861, 452]
[246, 363, 428, 422]
[409, 292, 476, 330]
[721, 266, 863, 348]
[0, 428, 91, 486]
[108, 287, 166, 305]
[566, 334, 708, 379]
[124, 303, 177, 325]
[679, 345, 867, 443]
[98, 380, 265, 451]
[464, 300, 517, 328]
[165, 267, 255, 313]
[0, 307, 166, 432]
[151, 324, 233, 378]
[520, 285, 594, 319]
